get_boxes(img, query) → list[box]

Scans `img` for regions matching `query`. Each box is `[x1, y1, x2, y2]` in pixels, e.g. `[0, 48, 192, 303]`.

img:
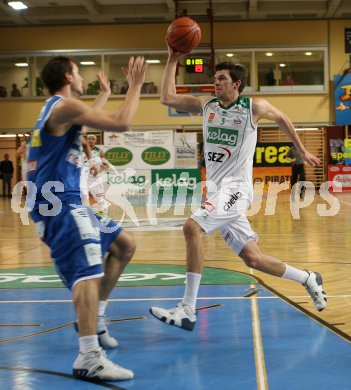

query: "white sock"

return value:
[282, 264, 308, 284]
[98, 301, 107, 317]
[182, 272, 202, 311]
[79, 335, 99, 354]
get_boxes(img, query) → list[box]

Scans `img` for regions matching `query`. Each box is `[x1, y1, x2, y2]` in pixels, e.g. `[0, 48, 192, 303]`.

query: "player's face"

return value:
[87, 136, 96, 147]
[213, 70, 239, 100]
[70, 63, 84, 96]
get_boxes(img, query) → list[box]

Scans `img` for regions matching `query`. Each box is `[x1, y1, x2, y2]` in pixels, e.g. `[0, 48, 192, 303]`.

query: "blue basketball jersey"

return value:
[27, 95, 83, 207]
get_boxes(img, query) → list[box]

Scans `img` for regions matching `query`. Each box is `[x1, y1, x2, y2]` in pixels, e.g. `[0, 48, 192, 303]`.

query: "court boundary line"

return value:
[249, 274, 268, 390]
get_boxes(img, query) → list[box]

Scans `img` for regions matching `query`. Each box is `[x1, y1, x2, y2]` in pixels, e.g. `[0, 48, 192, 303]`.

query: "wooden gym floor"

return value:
[0, 190, 350, 389]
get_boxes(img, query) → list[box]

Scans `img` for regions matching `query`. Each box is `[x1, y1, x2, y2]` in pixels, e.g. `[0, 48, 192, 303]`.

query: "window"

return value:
[0, 56, 29, 98]
[256, 49, 326, 92]
[0, 46, 328, 98]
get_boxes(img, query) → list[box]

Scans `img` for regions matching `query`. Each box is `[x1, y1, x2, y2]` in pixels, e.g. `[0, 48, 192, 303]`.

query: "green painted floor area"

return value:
[0, 264, 256, 288]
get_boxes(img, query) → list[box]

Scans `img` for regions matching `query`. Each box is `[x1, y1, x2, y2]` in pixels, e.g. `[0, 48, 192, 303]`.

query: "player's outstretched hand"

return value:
[122, 56, 147, 89]
[96, 70, 111, 96]
[302, 150, 321, 167]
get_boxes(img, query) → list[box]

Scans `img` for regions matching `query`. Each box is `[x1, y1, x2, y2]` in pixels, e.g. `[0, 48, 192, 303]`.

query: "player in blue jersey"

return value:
[26, 55, 147, 381]
[150, 44, 327, 331]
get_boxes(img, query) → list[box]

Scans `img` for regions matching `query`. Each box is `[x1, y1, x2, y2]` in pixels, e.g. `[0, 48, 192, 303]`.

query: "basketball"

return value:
[166, 17, 201, 53]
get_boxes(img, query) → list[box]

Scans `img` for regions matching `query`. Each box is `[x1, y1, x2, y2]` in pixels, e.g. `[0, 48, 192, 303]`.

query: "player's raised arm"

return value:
[50, 56, 147, 134]
[160, 44, 209, 114]
[252, 97, 320, 167]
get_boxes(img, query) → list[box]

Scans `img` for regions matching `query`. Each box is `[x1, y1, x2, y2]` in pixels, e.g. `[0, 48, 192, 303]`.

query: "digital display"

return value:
[185, 58, 204, 73]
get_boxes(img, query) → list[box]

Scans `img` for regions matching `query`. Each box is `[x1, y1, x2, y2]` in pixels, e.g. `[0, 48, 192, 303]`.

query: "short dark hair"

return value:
[40, 56, 75, 95]
[215, 62, 248, 93]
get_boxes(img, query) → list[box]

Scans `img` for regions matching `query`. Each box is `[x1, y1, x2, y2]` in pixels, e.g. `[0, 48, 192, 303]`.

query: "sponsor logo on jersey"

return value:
[223, 191, 242, 211]
[31, 129, 42, 147]
[223, 230, 234, 245]
[207, 146, 232, 163]
[233, 115, 242, 125]
[201, 200, 215, 213]
[208, 113, 215, 123]
[207, 127, 239, 147]
[24, 160, 38, 173]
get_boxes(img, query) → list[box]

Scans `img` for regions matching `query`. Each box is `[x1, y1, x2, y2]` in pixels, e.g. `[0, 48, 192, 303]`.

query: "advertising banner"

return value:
[174, 132, 198, 168]
[328, 165, 351, 191]
[104, 145, 175, 169]
[251, 142, 293, 190]
[106, 169, 151, 197]
[253, 167, 292, 190]
[330, 138, 351, 165]
[151, 169, 201, 196]
[104, 131, 173, 147]
[253, 142, 293, 167]
[334, 74, 351, 125]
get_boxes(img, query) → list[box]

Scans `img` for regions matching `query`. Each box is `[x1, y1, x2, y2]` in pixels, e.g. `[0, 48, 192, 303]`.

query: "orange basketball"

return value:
[166, 17, 201, 53]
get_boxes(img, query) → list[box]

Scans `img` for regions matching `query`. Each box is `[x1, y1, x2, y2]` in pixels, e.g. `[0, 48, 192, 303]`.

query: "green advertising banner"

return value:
[104, 146, 175, 169]
[151, 169, 201, 195]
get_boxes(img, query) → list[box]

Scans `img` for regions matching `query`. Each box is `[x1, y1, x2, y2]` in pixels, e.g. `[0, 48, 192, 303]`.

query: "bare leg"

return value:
[239, 240, 327, 311]
[99, 231, 136, 301]
[97, 231, 135, 348]
[72, 278, 100, 336]
[183, 218, 205, 274]
[239, 240, 286, 276]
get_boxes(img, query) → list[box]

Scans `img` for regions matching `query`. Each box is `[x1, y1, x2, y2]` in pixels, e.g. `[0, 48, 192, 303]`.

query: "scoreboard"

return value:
[185, 58, 204, 73]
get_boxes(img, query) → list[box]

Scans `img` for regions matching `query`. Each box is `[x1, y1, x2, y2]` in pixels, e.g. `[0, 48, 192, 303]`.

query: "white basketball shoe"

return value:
[149, 302, 196, 331]
[73, 347, 133, 381]
[303, 270, 327, 311]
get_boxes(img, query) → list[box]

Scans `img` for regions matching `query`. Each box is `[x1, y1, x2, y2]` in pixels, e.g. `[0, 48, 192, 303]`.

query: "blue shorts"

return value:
[30, 199, 122, 290]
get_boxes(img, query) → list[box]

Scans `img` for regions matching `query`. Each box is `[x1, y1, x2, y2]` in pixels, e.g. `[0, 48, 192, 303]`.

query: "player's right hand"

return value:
[167, 42, 185, 60]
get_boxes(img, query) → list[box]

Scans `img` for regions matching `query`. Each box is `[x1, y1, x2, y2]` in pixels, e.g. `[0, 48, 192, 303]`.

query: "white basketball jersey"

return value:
[202, 96, 257, 188]
[82, 146, 101, 162]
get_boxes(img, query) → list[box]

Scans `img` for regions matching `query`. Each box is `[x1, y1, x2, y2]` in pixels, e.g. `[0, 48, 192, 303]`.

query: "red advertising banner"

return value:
[328, 165, 351, 191]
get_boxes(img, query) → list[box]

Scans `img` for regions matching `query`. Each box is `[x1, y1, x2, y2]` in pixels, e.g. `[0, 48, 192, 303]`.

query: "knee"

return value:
[241, 250, 264, 270]
[123, 235, 136, 263]
[183, 219, 202, 240]
[113, 234, 136, 264]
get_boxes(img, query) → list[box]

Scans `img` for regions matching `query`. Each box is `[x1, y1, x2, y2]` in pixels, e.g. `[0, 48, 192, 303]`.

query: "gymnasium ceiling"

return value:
[0, 0, 350, 27]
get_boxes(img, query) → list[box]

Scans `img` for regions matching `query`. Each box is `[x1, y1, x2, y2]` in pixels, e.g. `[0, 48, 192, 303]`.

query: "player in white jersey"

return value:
[150, 43, 327, 331]
[82, 133, 109, 214]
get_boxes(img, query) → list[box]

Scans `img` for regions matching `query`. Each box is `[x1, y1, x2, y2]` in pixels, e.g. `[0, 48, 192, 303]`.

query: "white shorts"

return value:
[191, 182, 258, 255]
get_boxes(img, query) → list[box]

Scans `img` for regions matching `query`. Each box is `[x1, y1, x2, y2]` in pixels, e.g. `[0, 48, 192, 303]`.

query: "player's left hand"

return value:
[97, 70, 111, 95]
[301, 150, 320, 167]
